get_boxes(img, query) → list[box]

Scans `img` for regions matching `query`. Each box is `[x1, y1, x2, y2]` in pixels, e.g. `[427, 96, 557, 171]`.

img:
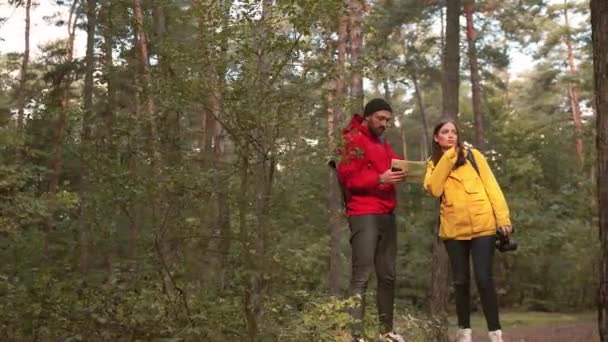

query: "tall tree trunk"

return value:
[383, 77, 391, 101]
[563, 2, 584, 163]
[349, 0, 364, 114]
[202, 106, 216, 162]
[441, 0, 460, 119]
[411, 70, 430, 155]
[214, 97, 230, 290]
[193, 1, 225, 288]
[130, 0, 158, 277]
[440, 0, 445, 55]
[327, 85, 344, 296]
[401, 28, 430, 157]
[243, 2, 273, 340]
[215, 0, 233, 291]
[195, 0, 233, 288]
[79, 0, 97, 270]
[153, 2, 167, 37]
[49, 0, 79, 195]
[99, 0, 116, 281]
[401, 117, 408, 158]
[336, 10, 347, 124]
[464, 0, 484, 148]
[432, 1, 460, 340]
[326, 77, 341, 296]
[16, 0, 31, 130]
[83, 0, 96, 132]
[200, 91, 220, 248]
[101, 0, 115, 141]
[196, 16, 218, 164]
[504, 71, 511, 107]
[153, 2, 181, 163]
[327, 11, 348, 296]
[47, 0, 79, 241]
[248, 153, 274, 342]
[132, 0, 159, 161]
[257, 0, 273, 79]
[592, 1, 608, 340]
[237, 150, 258, 340]
[429, 227, 450, 342]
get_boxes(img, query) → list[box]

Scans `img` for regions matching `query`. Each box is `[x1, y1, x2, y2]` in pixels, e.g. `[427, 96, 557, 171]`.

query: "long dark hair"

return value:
[430, 119, 466, 168]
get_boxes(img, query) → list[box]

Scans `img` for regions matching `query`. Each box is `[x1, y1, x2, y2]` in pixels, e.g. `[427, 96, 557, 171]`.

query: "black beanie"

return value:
[363, 98, 393, 117]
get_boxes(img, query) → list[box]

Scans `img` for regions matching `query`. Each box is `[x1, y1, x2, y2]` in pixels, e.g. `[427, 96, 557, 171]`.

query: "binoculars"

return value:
[496, 229, 517, 253]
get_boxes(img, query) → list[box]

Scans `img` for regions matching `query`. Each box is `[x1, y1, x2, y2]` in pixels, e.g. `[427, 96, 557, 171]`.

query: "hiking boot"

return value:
[379, 331, 405, 342]
[488, 329, 504, 342]
[456, 328, 472, 342]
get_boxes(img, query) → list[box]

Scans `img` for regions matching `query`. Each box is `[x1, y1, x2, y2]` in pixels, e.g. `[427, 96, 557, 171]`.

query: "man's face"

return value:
[364, 110, 393, 137]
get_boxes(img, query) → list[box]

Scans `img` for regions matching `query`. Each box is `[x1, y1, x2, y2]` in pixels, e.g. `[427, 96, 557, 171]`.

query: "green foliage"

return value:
[0, 0, 597, 340]
[280, 295, 355, 341]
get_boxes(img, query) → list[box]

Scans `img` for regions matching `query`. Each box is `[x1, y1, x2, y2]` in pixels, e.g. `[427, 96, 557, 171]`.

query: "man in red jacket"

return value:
[337, 98, 407, 342]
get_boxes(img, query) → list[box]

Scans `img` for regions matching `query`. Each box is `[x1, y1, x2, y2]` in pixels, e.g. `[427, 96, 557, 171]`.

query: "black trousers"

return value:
[444, 235, 501, 331]
[348, 214, 397, 336]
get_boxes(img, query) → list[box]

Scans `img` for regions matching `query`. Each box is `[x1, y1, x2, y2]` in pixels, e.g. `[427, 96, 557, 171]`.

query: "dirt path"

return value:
[467, 320, 598, 342]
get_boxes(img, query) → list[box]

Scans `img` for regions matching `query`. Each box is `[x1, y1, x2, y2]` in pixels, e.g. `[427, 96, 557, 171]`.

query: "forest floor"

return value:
[449, 311, 597, 342]
[336, 311, 597, 341]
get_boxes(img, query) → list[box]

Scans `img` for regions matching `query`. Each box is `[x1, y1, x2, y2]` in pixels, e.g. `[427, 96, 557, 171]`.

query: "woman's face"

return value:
[434, 122, 458, 150]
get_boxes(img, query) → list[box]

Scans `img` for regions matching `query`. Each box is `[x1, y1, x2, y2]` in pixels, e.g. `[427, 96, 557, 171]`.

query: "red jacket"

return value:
[337, 114, 403, 216]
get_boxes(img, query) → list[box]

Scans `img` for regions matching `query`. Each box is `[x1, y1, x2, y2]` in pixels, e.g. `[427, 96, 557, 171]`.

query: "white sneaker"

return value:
[379, 331, 405, 342]
[456, 328, 472, 342]
[488, 329, 503, 342]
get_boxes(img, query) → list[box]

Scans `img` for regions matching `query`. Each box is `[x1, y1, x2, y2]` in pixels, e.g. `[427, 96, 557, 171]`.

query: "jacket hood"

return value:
[344, 114, 373, 139]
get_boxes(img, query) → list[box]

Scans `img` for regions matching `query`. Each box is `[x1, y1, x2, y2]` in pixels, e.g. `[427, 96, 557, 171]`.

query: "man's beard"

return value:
[371, 126, 385, 137]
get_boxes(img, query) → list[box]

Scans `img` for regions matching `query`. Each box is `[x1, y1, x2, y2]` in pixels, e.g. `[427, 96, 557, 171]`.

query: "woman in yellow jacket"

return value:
[424, 119, 512, 342]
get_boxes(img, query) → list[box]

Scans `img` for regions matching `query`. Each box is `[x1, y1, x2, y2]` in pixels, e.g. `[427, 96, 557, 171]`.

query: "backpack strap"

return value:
[466, 148, 480, 176]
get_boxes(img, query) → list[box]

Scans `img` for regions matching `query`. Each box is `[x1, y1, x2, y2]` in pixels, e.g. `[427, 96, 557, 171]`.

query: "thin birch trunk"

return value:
[464, 0, 485, 148]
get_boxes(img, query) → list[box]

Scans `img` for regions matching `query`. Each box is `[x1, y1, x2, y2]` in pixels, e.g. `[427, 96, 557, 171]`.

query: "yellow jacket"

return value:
[423, 147, 511, 240]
